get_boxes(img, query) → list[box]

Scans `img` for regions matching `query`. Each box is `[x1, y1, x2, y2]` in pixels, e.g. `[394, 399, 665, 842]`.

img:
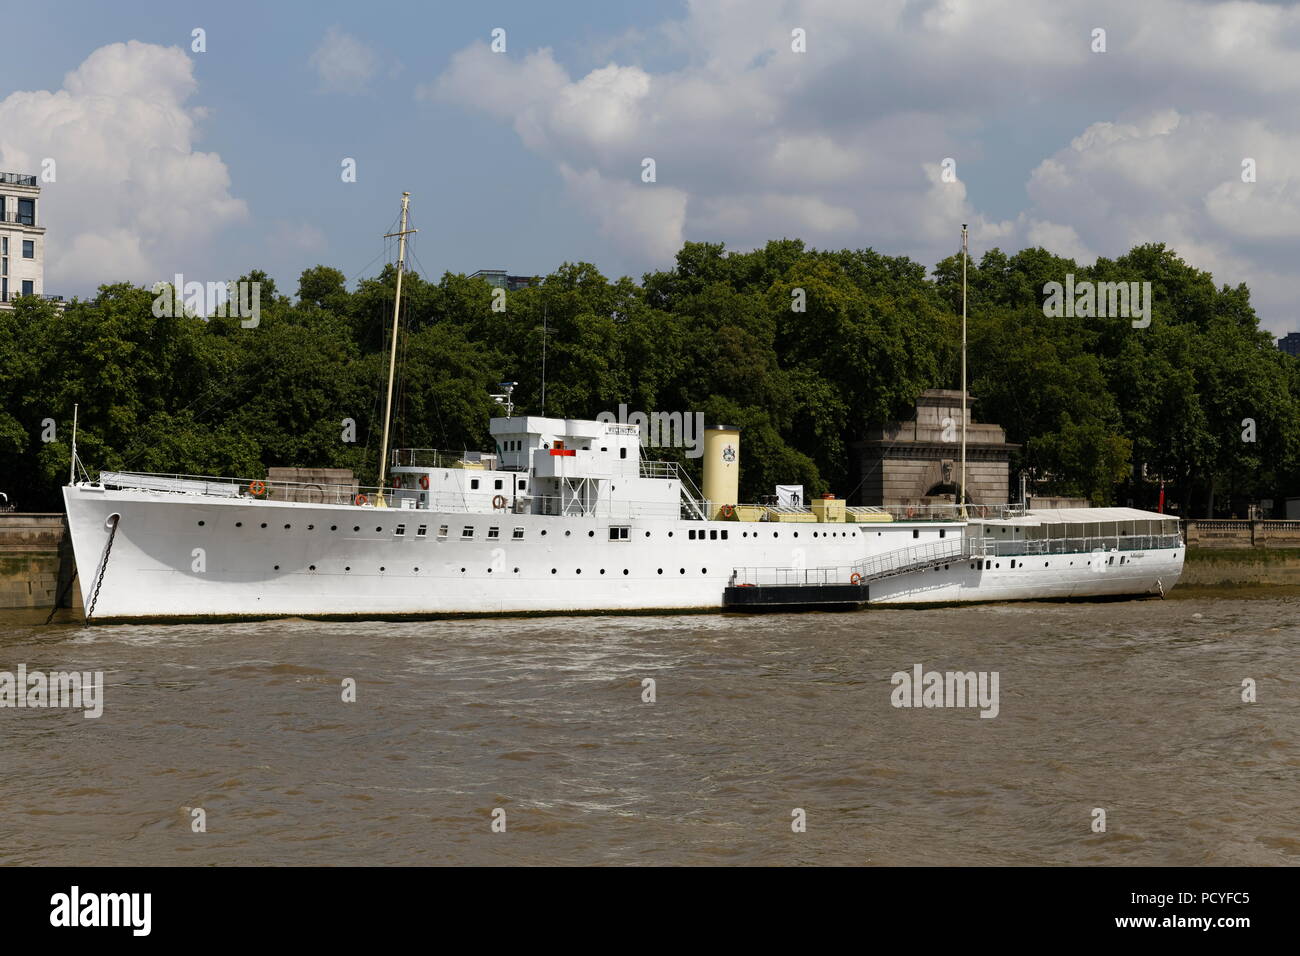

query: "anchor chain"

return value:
[86, 514, 120, 621]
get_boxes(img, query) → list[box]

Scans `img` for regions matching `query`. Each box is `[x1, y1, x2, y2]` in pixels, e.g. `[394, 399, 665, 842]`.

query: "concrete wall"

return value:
[1183, 520, 1300, 549]
[0, 513, 81, 610]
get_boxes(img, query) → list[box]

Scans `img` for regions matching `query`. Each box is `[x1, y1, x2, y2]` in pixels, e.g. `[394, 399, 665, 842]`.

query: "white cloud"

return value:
[0, 40, 248, 296]
[424, 0, 1300, 332]
[309, 27, 379, 94]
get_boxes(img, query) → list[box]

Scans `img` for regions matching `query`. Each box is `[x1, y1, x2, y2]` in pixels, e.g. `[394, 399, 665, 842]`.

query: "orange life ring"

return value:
[354, 493, 368, 507]
[492, 494, 508, 510]
[392, 475, 402, 489]
[850, 572, 863, 585]
[248, 480, 266, 497]
[720, 504, 735, 518]
[419, 475, 429, 490]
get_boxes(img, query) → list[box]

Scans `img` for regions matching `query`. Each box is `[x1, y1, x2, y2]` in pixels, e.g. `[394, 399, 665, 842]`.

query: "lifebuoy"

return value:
[418, 475, 429, 490]
[392, 475, 402, 489]
[354, 493, 368, 507]
[720, 504, 735, 518]
[248, 480, 266, 497]
[492, 494, 508, 510]
[850, 572, 863, 585]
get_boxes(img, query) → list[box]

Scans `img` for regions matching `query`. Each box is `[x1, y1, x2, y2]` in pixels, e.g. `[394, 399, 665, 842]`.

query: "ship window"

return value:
[940, 529, 946, 538]
[518, 481, 527, 491]
[721, 530, 728, 540]
[470, 479, 480, 490]
[416, 525, 427, 537]
[912, 530, 919, 538]
[689, 529, 696, 540]
[601, 447, 607, 452]
[609, 526, 629, 541]
[620, 448, 627, 459]
[437, 524, 448, 538]
[513, 527, 524, 539]
[710, 530, 718, 540]
[395, 524, 406, 536]
[488, 526, 500, 539]
[461, 526, 474, 538]
[494, 479, 503, 490]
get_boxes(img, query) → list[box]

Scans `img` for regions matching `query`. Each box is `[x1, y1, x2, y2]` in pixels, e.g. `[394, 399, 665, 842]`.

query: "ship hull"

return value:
[64, 486, 1183, 622]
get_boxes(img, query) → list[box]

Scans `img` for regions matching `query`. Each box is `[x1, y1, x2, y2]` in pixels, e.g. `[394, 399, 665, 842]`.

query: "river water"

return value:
[1, 593, 1296, 866]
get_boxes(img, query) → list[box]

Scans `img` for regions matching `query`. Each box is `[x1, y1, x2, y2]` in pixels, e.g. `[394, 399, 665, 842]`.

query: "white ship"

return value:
[61, 205, 1184, 622]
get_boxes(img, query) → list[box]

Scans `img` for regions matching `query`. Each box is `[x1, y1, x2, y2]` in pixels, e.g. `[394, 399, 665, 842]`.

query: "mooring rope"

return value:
[85, 514, 119, 621]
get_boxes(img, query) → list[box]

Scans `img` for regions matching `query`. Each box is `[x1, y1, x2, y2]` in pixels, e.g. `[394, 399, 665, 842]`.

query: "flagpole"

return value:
[960, 224, 968, 519]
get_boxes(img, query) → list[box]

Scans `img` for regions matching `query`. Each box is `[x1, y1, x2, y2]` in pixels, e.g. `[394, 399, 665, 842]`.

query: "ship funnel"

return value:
[702, 425, 740, 519]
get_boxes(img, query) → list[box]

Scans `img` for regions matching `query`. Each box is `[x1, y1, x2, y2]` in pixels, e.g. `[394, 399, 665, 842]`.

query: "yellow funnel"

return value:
[702, 425, 740, 519]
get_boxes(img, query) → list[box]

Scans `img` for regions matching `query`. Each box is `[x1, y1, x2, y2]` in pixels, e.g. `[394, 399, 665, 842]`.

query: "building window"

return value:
[17, 199, 33, 226]
[1, 278, 6, 302]
[20, 280, 32, 297]
[1, 256, 7, 276]
[22, 240, 33, 259]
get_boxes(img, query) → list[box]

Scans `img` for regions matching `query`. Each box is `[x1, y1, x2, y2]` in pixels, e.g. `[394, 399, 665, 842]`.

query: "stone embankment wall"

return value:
[0, 514, 82, 610]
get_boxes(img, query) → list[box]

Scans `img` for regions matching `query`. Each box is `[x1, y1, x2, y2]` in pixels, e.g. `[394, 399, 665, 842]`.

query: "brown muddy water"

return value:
[1, 594, 1296, 866]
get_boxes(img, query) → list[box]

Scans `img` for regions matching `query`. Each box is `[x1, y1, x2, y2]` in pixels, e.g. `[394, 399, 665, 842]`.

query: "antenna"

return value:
[376, 192, 417, 507]
[490, 381, 518, 419]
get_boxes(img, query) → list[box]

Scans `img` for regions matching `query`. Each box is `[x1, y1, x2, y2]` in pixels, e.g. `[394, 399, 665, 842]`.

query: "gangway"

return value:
[724, 536, 988, 609]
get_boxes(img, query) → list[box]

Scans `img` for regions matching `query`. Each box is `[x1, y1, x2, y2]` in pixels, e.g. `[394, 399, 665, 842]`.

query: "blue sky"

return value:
[3, 0, 1298, 334]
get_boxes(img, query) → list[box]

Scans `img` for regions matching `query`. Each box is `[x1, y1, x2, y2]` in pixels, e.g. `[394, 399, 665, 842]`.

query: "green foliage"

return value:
[0, 240, 1293, 517]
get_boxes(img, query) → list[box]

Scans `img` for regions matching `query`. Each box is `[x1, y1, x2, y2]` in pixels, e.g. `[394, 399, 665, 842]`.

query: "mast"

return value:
[376, 192, 417, 506]
[69, 403, 78, 484]
[960, 223, 968, 519]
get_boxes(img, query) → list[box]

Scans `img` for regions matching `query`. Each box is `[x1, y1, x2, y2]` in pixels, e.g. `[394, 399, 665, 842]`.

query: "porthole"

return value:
[461, 567, 466, 573]
[379, 566, 385, 572]
[576, 569, 582, 574]
[701, 568, 707, 574]
[588, 530, 595, 537]
[793, 532, 799, 538]
[260, 522, 267, 528]
[668, 531, 674, 537]
[353, 526, 360, 532]
[623, 569, 629, 575]
[551, 568, 557, 574]
[284, 524, 291, 530]
[657, 569, 663, 574]
[330, 525, 338, 531]
[565, 531, 571, 537]
[1044, 562, 1049, 567]
[487, 568, 492, 573]
[197, 520, 205, 527]
[307, 524, 314, 530]
[376, 526, 382, 533]
[995, 563, 1000, 569]
[345, 566, 351, 572]
[679, 568, 685, 574]
[644, 531, 651, 537]
[541, 530, 547, 536]
[773, 532, 779, 538]
[513, 567, 519, 573]
[309, 564, 316, 571]
[414, 567, 420, 572]
[599, 569, 606, 575]
[273, 564, 280, 570]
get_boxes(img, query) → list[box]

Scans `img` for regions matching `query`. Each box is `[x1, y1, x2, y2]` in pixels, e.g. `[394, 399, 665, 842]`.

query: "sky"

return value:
[1, 0, 1298, 335]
